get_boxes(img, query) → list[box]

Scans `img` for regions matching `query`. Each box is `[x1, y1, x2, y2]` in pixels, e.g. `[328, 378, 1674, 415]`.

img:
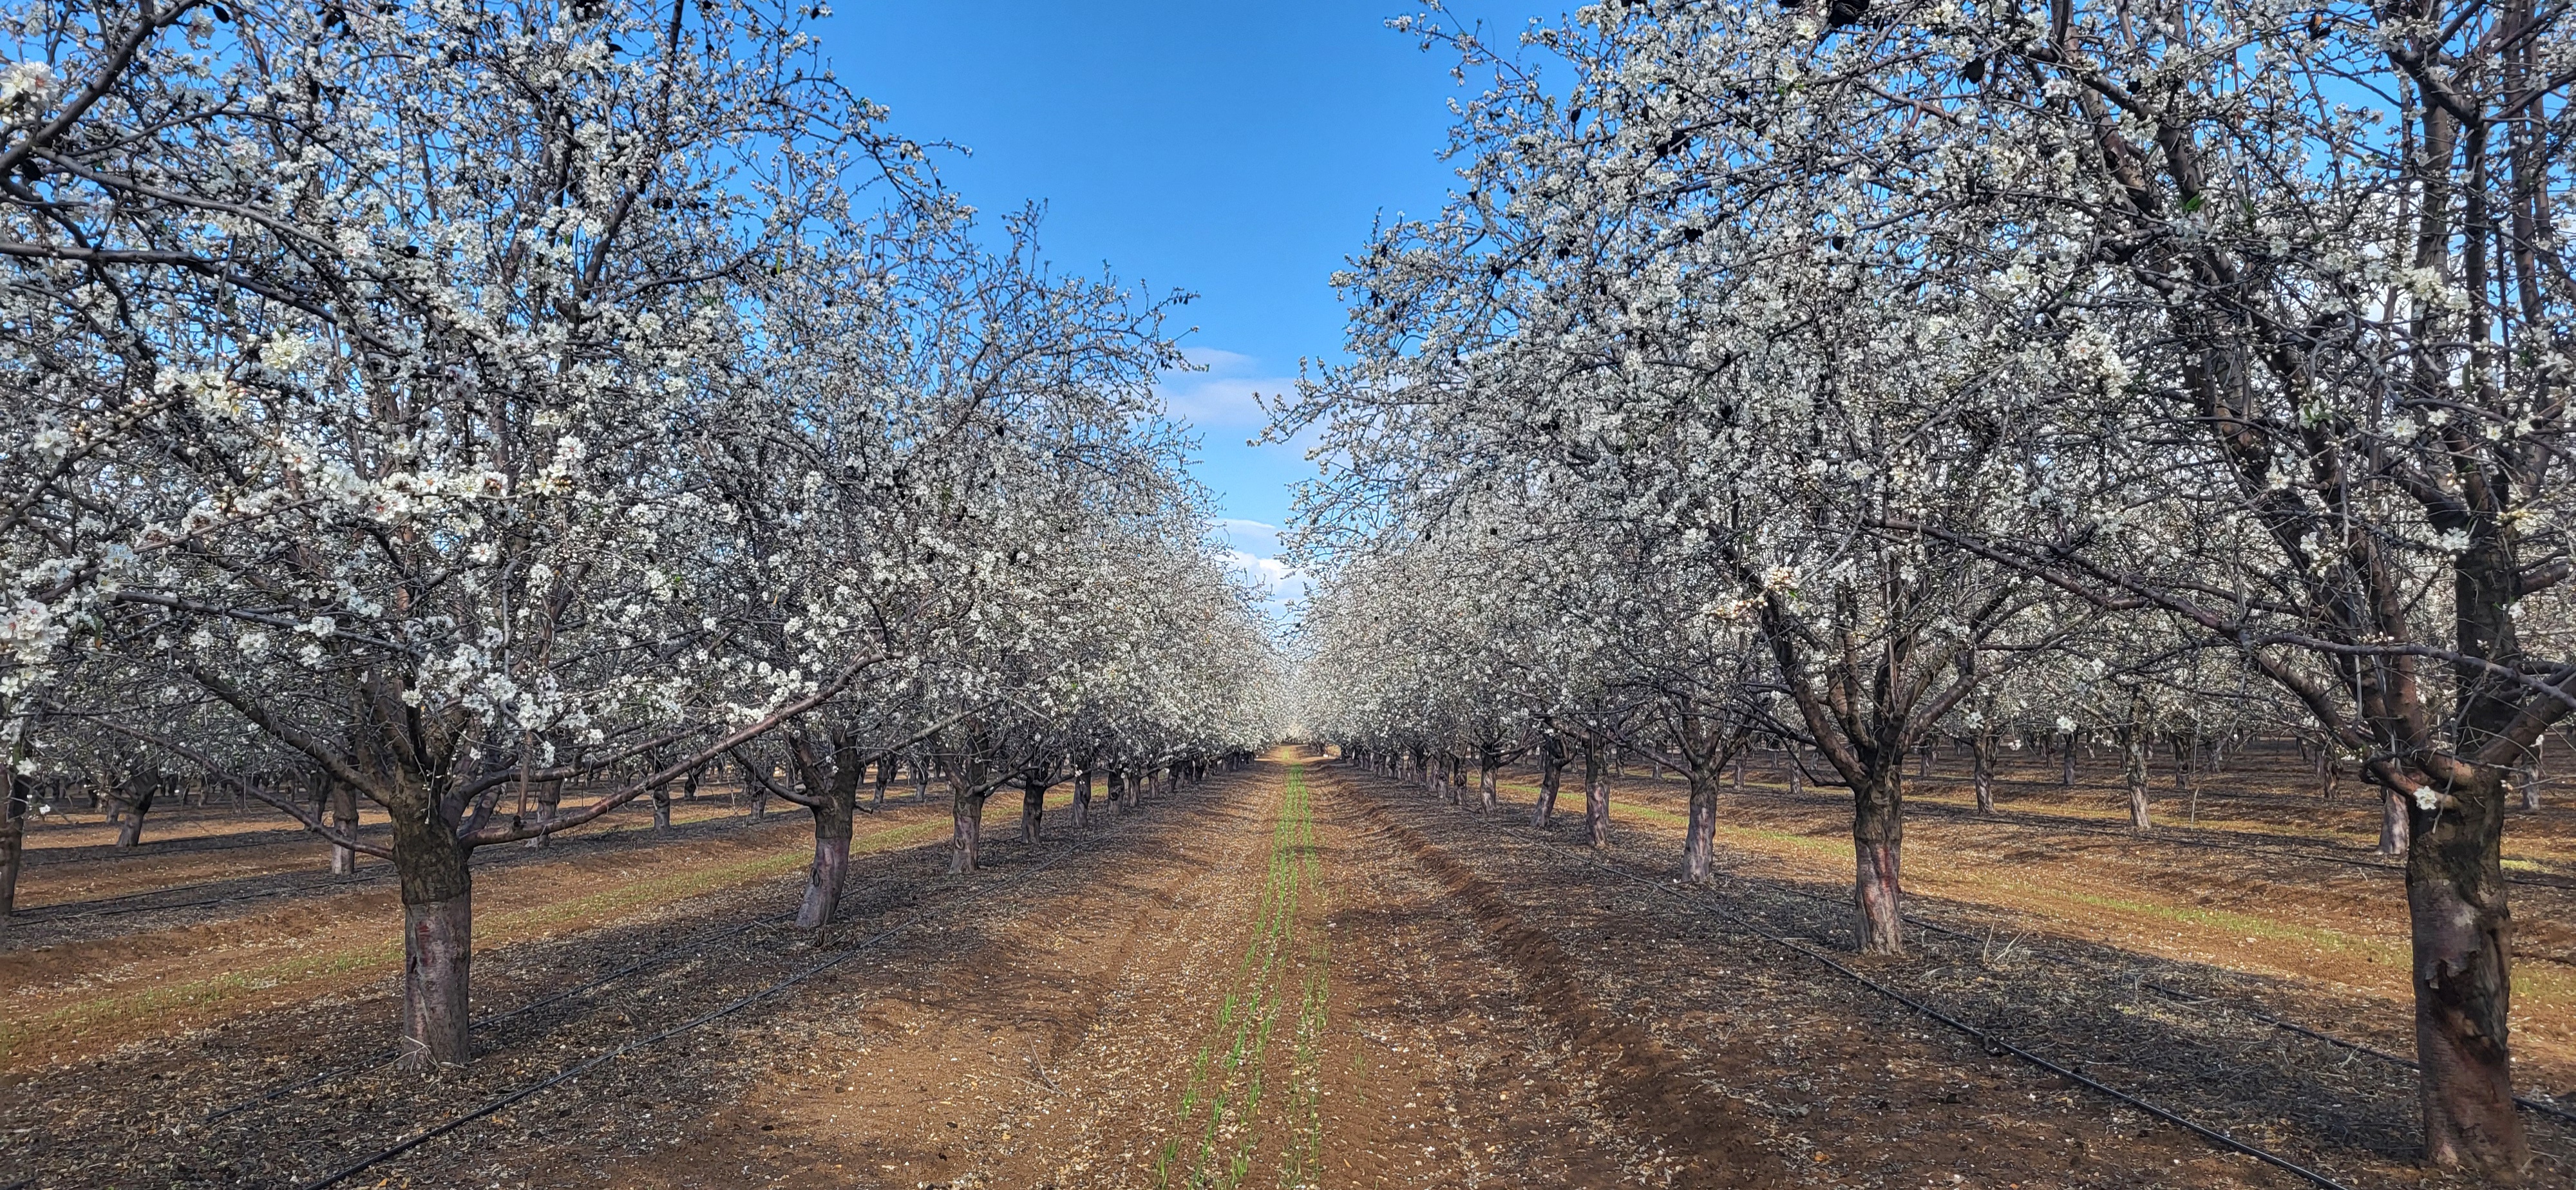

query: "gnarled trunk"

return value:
[392, 802, 471, 1070]
[650, 781, 672, 832]
[2383, 786, 2412, 857]
[1477, 751, 1498, 816]
[797, 797, 853, 929]
[1681, 762, 1720, 885]
[1532, 737, 1563, 827]
[1852, 768, 1904, 954]
[2407, 768, 2526, 1176]
[1072, 770, 1092, 830]
[111, 773, 153, 848]
[1020, 778, 1045, 844]
[949, 787, 987, 873]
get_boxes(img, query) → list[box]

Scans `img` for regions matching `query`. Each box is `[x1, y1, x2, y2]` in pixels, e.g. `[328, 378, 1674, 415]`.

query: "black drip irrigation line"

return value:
[1636, 796, 2576, 1132]
[283, 780, 1197, 1190]
[1350, 770, 2360, 1190]
[1714, 780, 2576, 891]
[1678, 811, 2576, 1129]
[199, 902, 808, 1124]
[15, 807, 813, 926]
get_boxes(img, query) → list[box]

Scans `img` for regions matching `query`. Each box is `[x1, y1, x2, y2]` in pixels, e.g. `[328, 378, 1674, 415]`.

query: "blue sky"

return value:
[829, 1, 1537, 611]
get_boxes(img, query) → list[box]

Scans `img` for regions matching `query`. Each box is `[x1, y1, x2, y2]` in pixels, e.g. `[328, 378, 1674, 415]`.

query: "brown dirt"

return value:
[1, 751, 2568, 1188]
[1510, 754, 2576, 1087]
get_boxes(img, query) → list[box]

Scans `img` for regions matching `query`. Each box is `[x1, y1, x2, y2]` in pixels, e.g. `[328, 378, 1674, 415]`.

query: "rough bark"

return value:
[1583, 738, 1610, 848]
[1020, 776, 1045, 844]
[328, 779, 359, 874]
[0, 773, 28, 917]
[2383, 786, 2413, 857]
[950, 787, 987, 873]
[1852, 769, 1905, 954]
[1072, 769, 1092, 830]
[1531, 736, 1563, 827]
[1681, 762, 1720, 885]
[1477, 748, 1499, 816]
[2407, 768, 2526, 1175]
[1971, 730, 1996, 814]
[111, 772, 153, 848]
[392, 800, 472, 1070]
[797, 797, 852, 929]
[650, 780, 672, 832]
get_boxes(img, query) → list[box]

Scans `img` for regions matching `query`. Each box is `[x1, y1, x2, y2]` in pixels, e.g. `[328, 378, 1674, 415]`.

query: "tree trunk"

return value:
[0, 774, 28, 917]
[2061, 733, 2078, 786]
[392, 802, 471, 1070]
[329, 779, 359, 874]
[1852, 768, 1905, 954]
[112, 773, 153, 848]
[1108, 768, 1127, 813]
[2383, 786, 2412, 857]
[1021, 779, 1045, 844]
[1477, 751, 1498, 816]
[524, 778, 562, 848]
[950, 788, 987, 873]
[1681, 762, 1720, 885]
[1073, 769, 1092, 829]
[1972, 731, 1996, 814]
[2125, 728, 2151, 831]
[871, 759, 891, 813]
[797, 797, 853, 929]
[2406, 768, 2527, 1176]
[650, 781, 672, 832]
[1583, 739, 1610, 848]
[1532, 738, 1563, 828]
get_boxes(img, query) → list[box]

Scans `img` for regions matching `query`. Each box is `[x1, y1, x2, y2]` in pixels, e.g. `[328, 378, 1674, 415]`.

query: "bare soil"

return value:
[0, 751, 2565, 1188]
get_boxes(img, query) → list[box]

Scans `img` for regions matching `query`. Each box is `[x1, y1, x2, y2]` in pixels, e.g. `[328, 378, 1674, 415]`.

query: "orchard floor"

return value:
[0, 753, 2566, 1188]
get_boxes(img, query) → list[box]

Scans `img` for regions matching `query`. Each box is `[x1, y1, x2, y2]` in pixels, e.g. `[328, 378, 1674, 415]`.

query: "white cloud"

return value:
[1213, 517, 1281, 556]
[1157, 347, 1298, 431]
[1211, 518, 1307, 619]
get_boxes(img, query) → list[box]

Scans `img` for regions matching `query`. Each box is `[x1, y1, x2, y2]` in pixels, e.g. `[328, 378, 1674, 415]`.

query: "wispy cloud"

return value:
[1211, 517, 1307, 619]
[1158, 347, 1298, 433]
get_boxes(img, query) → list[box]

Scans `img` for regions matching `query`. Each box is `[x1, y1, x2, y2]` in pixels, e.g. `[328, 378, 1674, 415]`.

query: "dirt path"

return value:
[5, 752, 2565, 1187]
[583, 754, 1759, 1189]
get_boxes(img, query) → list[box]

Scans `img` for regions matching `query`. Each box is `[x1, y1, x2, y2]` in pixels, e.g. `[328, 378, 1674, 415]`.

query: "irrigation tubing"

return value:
[286, 788, 1165, 1190]
[1716, 780, 2576, 891]
[1601, 782, 2576, 1129]
[14, 806, 804, 925]
[199, 903, 805, 1124]
[1352, 768, 2362, 1190]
